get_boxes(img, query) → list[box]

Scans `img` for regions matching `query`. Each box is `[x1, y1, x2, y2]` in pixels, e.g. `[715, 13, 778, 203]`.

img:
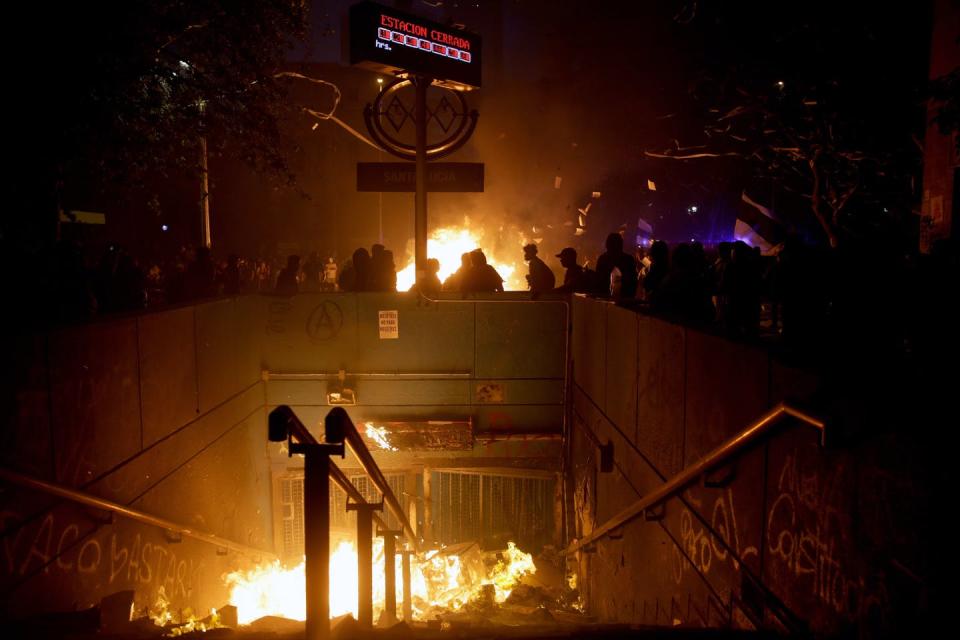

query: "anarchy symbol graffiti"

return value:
[306, 300, 343, 341]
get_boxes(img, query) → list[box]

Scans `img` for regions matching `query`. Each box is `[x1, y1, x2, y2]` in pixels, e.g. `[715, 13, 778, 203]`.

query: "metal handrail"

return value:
[284, 407, 419, 552]
[281, 410, 394, 537]
[332, 408, 420, 551]
[564, 403, 825, 555]
[0, 467, 276, 561]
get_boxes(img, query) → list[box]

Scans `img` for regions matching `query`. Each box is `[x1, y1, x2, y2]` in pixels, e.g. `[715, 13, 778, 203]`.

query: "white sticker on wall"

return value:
[379, 310, 399, 339]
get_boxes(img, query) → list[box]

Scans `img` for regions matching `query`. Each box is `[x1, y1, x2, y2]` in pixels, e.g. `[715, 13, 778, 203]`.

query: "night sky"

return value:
[9, 1, 934, 265]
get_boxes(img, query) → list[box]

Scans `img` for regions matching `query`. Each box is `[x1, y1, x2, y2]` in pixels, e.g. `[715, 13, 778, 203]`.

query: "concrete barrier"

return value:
[568, 297, 927, 636]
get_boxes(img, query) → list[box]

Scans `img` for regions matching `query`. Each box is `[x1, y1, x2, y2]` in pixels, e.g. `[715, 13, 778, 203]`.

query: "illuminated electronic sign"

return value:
[348, 1, 481, 89]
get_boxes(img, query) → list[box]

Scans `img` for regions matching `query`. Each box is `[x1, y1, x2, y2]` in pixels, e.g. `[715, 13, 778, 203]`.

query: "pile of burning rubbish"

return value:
[9, 541, 583, 638]
[224, 539, 584, 631]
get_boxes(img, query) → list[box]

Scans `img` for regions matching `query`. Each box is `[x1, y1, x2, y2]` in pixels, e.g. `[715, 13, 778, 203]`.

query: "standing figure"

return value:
[523, 243, 556, 296]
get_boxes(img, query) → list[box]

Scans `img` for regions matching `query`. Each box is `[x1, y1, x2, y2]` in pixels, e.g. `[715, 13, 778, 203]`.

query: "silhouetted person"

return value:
[464, 249, 504, 292]
[323, 257, 338, 291]
[443, 253, 473, 292]
[185, 246, 217, 300]
[656, 243, 713, 323]
[523, 243, 555, 296]
[221, 254, 242, 295]
[382, 248, 397, 292]
[552, 247, 590, 293]
[410, 258, 442, 296]
[719, 241, 761, 338]
[369, 244, 397, 291]
[339, 248, 371, 292]
[596, 232, 638, 298]
[301, 251, 323, 292]
[275, 254, 300, 295]
[642, 240, 670, 301]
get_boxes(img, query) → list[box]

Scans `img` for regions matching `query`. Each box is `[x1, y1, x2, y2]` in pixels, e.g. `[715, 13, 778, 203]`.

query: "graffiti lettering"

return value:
[765, 448, 885, 621]
[305, 301, 343, 341]
[19, 512, 54, 575]
[109, 533, 128, 583]
[672, 488, 757, 585]
[77, 538, 100, 574]
[140, 542, 153, 584]
[0, 510, 200, 597]
[56, 524, 79, 571]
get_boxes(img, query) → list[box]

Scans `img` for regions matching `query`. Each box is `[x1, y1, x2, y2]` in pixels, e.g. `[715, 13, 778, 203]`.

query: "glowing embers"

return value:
[224, 539, 537, 625]
[149, 586, 224, 635]
[361, 420, 473, 451]
[364, 423, 398, 451]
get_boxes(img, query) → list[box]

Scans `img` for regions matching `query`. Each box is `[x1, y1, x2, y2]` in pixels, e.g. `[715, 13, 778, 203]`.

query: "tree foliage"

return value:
[12, 1, 309, 208]
[648, 1, 928, 248]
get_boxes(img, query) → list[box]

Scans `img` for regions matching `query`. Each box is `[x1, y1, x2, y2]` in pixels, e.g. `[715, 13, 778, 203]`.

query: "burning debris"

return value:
[395, 222, 522, 291]
[222, 540, 582, 629]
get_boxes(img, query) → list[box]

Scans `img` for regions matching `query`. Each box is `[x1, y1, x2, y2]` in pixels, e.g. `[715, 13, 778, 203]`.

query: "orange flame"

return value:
[395, 221, 525, 291]
[224, 540, 536, 625]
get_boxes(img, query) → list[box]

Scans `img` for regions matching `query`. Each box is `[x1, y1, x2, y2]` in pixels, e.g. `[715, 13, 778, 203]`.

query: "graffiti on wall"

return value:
[765, 448, 888, 622]
[1, 509, 202, 603]
[670, 487, 758, 585]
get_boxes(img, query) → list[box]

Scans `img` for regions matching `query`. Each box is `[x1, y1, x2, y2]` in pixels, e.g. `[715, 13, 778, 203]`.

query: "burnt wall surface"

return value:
[262, 292, 567, 437]
[1, 297, 271, 620]
[262, 292, 568, 552]
[2, 292, 569, 620]
[568, 297, 934, 636]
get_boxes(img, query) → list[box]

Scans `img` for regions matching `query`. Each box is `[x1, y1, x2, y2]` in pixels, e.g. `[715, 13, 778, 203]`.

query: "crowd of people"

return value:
[32, 231, 958, 363]
[41, 241, 335, 322]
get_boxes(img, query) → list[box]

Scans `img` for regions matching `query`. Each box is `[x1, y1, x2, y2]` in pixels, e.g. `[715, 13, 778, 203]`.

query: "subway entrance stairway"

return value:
[2, 293, 938, 638]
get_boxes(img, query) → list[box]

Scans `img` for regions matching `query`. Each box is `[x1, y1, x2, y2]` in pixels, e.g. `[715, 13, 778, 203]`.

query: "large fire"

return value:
[395, 222, 525, 291]
[223, 540, 536, 625]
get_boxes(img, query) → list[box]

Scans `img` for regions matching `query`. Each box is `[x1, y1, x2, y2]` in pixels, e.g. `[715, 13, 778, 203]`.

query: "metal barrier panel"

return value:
[431, 470, 554, 551]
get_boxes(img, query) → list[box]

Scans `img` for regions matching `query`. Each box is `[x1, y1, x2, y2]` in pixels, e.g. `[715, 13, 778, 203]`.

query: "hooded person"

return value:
[523, 243, 556, 295]
[464, 249, 504, 292]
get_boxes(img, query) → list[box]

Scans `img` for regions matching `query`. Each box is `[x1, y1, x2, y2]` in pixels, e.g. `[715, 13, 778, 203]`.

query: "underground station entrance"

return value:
[1, 292, 930, 638]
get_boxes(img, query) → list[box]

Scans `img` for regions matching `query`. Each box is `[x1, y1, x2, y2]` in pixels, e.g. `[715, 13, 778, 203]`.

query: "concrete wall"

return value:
[568, 297, 929, 636]
[262, 292, 567, 441]
[1, 297, 271, 619]
[1, 291, 569, 619]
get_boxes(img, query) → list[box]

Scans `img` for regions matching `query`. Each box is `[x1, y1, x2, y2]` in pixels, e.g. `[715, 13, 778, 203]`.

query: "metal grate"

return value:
[279, 472, 406, 557]
[432, 471, 554, 551]
[280, 475, 305, 555]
